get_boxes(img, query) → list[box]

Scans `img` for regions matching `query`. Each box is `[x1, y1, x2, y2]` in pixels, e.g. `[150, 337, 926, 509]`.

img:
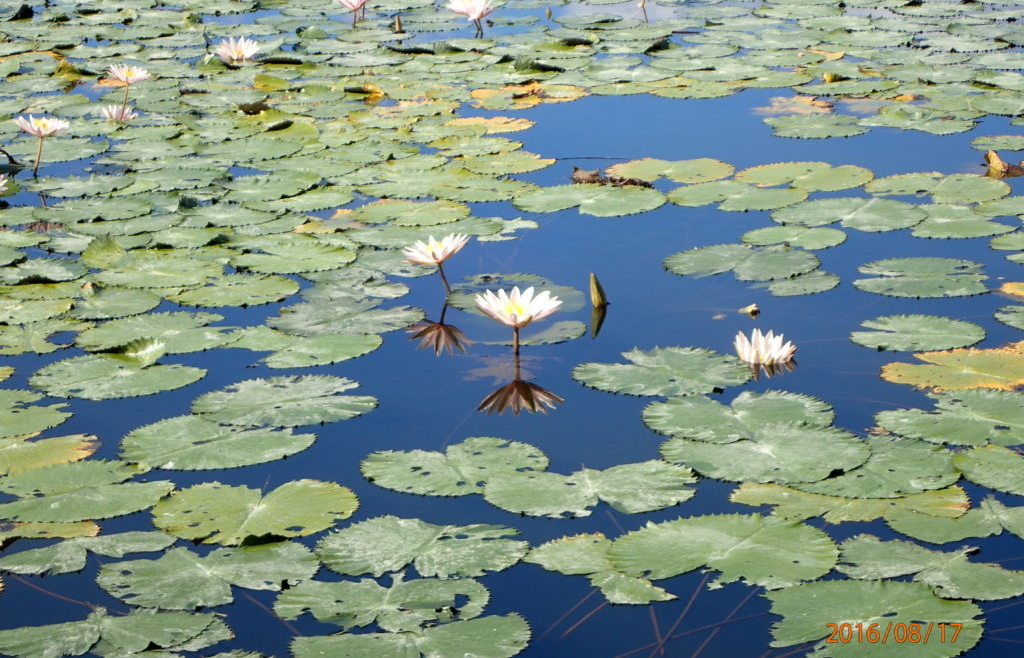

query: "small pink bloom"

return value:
[106, 64, 151, 85]
[448, 0, 497, 21]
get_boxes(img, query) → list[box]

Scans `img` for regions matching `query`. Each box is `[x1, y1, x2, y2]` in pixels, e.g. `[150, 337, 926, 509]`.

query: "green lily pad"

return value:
[953, 445, 1024, 495]
[573, 346, 750, 397]
[153, 480, 358, 545]
[766, 580, 982, 656]
[361, 436, 548, 497]
[853, 258, 987, 298]
[29, 355, 206, 400]
[191, 375, 377, 428]
[661, 422, 869, 484]
[0, 460, 174, 523]
[608, 514, 837, 589]
[866, 172, 1010, 204]
[772, 197, 926, 231]
[0, 531, 175, 576]
[317, 516, 528, 579]
[643, 390, 834, 442]
[120, 415, 317, 470]
[664, 243, 820, 281]
[275, 575, 491, 632]
[850, 315, 985, 351]
[482, 461, 696, 518]
[838, 534, 1024, 600]
[97, 542, 319, 609]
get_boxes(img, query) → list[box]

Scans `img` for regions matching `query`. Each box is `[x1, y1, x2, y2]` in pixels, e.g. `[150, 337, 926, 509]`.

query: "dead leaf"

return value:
[446, 116, 535, 133]
[998, 282, 1024, 300]
[753, 95, 833, 115]
[881, 341, 1024, 392]
[984, 150, 1024, 179]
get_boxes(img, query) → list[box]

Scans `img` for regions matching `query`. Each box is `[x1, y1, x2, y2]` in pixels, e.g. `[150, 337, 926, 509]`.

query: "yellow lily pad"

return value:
[881, 341, 1024, 392]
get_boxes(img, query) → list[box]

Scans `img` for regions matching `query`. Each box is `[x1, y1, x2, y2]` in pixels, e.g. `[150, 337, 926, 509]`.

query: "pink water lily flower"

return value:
[106, 64, 151, 85]
[13, 115, 71, 177]
[214, 37, 260, 64]
[337, 0, 369, 25]
[734, 329, 797, 366]
[403, 233, 470, 266]
[448, 0, 497, 36]
[403, 233, 470, 293]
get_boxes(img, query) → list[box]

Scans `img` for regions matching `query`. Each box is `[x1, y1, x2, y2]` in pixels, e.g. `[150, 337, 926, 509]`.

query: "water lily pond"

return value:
[2, 0, 1024, 657]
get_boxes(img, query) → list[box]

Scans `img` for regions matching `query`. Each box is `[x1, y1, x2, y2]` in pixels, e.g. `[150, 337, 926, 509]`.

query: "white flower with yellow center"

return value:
[734, 329, 797, 366]
[106, 64, 151, 85]
[13, 115, 70, 138]
[101, 104, 139, 123]
[402, 233, 470, 266]
[475, 286, 562, 329]
[214, 37, 260, 64]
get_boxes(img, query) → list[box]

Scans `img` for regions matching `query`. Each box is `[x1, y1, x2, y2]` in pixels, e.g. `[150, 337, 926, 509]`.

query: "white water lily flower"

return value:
[475, 286, 562, 329]
[100, 104, 139, 122]
[734, 329, 797, 366]
[13, 115, 70, 138]
[402, 233, 470, 265]
[214, 37, 260, 64]
[0, 173, 7, 193]
[106, 64, 151, 85]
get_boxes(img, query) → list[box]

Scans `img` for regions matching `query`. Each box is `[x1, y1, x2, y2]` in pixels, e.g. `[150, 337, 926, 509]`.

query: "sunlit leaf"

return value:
[851, 315, 985, 351]
[881, 341, 1024, 391]
[153, 480, 358, 545]
[766, 580, 982, 656]
[317, 516, 527, 579]
[609, 514, 837, 590]
[97, 542, 318, 609]
[361, 436, 548, 497]
[191, 375, 377, 427]
[573, 346, 750, 397]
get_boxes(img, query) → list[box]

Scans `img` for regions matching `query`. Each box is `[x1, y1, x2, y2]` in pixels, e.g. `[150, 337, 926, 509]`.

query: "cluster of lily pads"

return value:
[2, 0, 1024, 657]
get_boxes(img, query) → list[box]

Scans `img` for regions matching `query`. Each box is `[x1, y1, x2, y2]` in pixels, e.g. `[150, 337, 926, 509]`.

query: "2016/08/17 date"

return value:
[826, 622, 963, 644]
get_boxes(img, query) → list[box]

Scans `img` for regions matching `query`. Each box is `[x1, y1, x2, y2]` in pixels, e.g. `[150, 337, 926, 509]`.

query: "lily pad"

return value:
[573, 346, 750, 397]
[191, 375, 377, 427]
[361, 436, 548, 497]
[152, 480, 358, 545]
[316, 516, 528, 579]
[854, 257, 987, 298]
[608, 514, 837, 590]
[850, 315, 985, 351]
[120, 415, 317, 470]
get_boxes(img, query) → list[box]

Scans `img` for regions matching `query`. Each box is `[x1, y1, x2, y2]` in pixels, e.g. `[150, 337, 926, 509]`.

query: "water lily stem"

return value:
[31, 136, 43, 178]
[513, 326, 520, 358]
[120, 85, 131, 116]
[437, 261, 452, 294]
[474, 18, 483, 37]
[513, 345, 522, 380]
